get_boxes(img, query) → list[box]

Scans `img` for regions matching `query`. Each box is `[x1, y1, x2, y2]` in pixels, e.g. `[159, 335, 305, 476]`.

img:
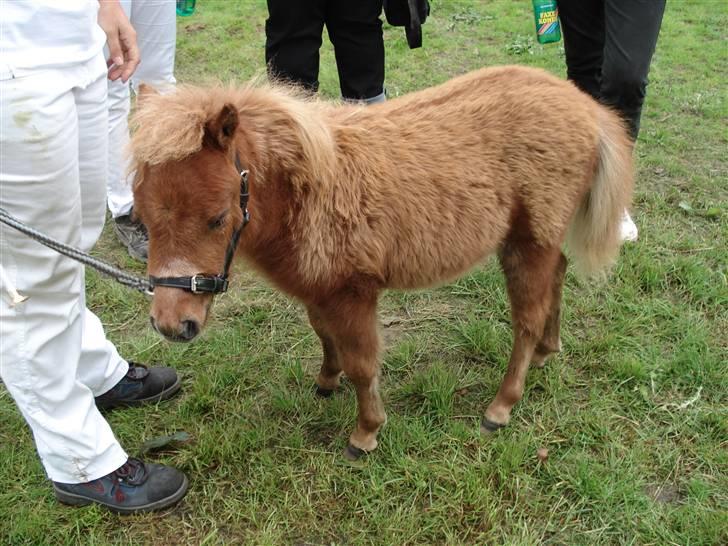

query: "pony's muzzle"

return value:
[150, 315, 200, 343]
[148, 285, 211, 342]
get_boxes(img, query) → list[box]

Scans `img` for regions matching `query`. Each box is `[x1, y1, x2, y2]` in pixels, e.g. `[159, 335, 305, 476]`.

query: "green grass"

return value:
[2, 1, 727, 544]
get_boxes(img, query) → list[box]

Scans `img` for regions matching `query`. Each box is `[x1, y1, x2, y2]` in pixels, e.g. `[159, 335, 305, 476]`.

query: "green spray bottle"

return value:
[532, 0, 561, 44]
[176, 0, 196, 17]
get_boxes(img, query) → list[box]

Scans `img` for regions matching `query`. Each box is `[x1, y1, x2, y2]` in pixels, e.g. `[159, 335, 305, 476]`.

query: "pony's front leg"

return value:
[345, 368, 386, 460]
[316, 293, 386, 460]
[306, 305, 343, 396]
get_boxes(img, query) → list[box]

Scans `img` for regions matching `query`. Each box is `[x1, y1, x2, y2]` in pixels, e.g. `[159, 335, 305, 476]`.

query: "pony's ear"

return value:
[204, 103, 239, 151]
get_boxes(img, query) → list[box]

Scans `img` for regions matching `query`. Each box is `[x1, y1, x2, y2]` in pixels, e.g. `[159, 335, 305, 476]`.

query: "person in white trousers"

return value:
[108, 0, 177, 262]
[1, 0, 187, 514]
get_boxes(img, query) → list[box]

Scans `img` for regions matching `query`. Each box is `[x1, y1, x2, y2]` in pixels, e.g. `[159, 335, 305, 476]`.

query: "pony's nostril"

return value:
[180, 319, 199, 340]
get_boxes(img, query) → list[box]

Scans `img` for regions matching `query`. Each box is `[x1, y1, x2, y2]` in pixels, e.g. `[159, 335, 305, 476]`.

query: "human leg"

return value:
[558, 0, 605, 100]
[1, 61, 187, 511]
[129, 0, 177, 93]
[74, 68, 179, 405]
[265, 0, 326, 92]
[326, 0, 385, 102]
[73, 67, 134, 395]
[106, 0, 134, 220]
[107, 0, 177, 261]
[0, 60, 128, 484]
[601, 0, 665, 241]
[601, 0, 666, 140]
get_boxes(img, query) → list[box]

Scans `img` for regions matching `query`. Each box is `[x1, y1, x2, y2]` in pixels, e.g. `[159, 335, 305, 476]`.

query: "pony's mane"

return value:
[129, 79, 338, 187]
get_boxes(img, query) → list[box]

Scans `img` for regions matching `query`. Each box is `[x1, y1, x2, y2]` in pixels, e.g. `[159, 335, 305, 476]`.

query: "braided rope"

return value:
[0, 207, 153, 295]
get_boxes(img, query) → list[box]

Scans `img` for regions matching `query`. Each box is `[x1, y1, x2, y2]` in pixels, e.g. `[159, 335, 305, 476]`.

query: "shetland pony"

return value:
[130, 66, 633, 459]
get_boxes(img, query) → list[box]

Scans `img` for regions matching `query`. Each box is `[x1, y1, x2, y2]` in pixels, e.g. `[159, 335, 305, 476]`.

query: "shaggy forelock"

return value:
[130, 86, 220, 166]
[129, 80, 321, 168]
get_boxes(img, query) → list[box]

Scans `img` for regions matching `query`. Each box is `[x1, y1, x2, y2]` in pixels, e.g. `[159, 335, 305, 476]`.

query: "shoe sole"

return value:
[54, 475, 189, 515]
[126, 246, 148, 263]
[96, 376, 182, 410]
[112, 225, 148, 263]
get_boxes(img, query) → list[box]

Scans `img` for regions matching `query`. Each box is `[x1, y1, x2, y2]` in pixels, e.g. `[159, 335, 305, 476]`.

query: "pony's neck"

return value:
[237, 86, 337, 191]
[232, 88, 354, 293]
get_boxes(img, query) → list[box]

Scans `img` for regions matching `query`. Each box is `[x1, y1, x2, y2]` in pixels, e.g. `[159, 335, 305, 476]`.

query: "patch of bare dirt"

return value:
[184, 23, 207, 33]
[645, 483, 682, 504]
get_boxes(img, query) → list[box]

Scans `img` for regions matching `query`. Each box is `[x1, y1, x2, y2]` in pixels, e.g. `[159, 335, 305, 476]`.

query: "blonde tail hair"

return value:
[567, 107, 635, 276]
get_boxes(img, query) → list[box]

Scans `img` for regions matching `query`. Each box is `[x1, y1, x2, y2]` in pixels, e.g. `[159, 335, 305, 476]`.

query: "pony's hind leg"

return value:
[532, 252, 567, 368]
[307, 305, 343, 396]
[314, 291, 386, 460]
[482, 243, 561, 433]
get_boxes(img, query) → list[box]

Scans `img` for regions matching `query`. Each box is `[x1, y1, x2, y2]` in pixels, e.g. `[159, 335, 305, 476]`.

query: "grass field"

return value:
[1, 1, 726, 544]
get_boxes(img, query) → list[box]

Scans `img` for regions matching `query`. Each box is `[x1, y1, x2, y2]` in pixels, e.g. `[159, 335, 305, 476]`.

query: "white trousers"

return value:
[107, 0, 177, 218]
[0, 54, 129, 484]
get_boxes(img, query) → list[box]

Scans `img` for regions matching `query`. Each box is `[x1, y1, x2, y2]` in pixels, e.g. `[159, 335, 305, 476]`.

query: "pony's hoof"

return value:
[343, 443, 368, 461]
[314, 384, 334, 398]
[480, 418, 506, 435]
[531, 352, 549, 369]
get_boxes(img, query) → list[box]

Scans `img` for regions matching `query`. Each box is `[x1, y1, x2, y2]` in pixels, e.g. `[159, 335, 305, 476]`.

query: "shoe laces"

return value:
[113, 457, 148, 486]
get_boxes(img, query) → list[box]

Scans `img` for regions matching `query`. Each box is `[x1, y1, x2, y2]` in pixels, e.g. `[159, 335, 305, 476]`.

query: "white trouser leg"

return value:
[130, 0, 177, 92]
[0, 55, 129, 484]
[75, 62, 131, 394]
[107, 71, 133, 218]
[107, 0, 177, 218]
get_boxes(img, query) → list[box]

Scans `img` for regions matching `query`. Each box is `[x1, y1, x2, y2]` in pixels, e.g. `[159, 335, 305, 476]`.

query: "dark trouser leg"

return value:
[601, 0, 666, 140]
[558, 0, 605, 100]
[325, 0, 385, 101]
[559, 0, 665, 140]
[265, 0, 326, 92]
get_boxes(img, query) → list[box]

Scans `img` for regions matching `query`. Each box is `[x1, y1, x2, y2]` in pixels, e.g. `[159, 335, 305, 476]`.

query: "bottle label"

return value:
[537, 8, 559, 36]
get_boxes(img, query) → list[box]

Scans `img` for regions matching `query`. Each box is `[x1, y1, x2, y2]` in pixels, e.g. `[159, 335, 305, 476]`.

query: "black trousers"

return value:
[265, 0, 385, 101]
[559, 0, 666, 140]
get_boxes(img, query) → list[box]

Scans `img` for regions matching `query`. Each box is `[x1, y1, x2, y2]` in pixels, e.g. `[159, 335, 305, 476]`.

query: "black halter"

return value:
[148, 154, 250, 295]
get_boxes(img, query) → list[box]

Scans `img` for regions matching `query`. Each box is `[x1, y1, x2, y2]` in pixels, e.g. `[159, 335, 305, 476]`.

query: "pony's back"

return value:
[314, 66, 632, 288]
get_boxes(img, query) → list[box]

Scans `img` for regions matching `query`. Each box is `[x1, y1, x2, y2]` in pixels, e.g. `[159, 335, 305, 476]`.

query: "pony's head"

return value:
[130, 85, 250, 342]
[131, 81, 340, 342]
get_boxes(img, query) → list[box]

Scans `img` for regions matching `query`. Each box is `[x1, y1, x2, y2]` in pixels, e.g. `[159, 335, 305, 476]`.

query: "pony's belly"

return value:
[384, 239, 500, 291]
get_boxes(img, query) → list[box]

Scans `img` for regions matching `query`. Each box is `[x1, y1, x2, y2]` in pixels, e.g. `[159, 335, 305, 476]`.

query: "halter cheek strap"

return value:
[148, 153, 250, 295]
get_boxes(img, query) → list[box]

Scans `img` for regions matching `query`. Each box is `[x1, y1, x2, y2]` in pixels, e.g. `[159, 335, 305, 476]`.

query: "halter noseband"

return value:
[148, 153, 250, 295]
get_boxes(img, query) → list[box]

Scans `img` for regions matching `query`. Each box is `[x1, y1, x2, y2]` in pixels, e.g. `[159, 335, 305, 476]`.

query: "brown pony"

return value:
[130, 66, 633, 459]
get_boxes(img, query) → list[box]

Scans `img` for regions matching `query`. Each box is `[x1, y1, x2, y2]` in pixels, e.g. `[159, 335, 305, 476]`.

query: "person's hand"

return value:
[97, 0, 140, 82]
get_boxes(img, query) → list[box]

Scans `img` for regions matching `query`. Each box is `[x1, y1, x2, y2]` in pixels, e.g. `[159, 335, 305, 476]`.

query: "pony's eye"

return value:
[208, 212, 227, 230]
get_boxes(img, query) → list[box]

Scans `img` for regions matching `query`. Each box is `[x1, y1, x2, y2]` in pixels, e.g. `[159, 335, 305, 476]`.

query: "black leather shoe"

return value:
[53, 458, 188, 514]
[95, 362, 181, 409]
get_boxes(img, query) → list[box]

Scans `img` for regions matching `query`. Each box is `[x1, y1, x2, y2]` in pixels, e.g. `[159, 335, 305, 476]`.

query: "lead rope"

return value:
[0, 207, 153, 297]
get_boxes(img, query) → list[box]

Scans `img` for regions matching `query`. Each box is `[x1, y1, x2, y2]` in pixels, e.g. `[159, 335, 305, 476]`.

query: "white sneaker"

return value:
[620, 210, 638, 242]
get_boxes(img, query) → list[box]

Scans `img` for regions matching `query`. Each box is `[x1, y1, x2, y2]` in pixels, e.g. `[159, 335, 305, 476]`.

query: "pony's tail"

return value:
[566, 107, 634, 276]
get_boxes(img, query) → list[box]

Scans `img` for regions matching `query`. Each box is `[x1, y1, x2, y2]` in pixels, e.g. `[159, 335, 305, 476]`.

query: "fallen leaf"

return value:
[138, 431, 192, 455]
